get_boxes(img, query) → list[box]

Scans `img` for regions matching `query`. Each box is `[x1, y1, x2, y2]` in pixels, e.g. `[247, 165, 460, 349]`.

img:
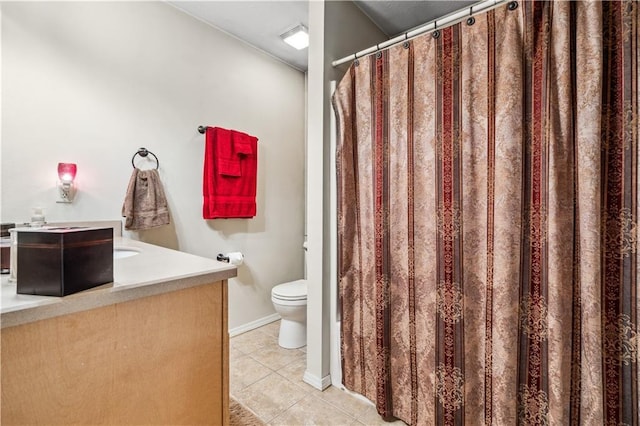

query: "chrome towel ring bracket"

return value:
[131, 147, 159, 169]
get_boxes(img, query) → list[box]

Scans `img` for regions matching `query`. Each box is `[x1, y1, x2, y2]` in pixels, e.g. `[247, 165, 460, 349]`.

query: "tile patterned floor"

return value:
[230, 321, 408, 426]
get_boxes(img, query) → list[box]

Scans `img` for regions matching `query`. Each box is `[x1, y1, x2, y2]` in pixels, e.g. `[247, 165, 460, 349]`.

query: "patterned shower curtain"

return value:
[332, 1, 638, 424]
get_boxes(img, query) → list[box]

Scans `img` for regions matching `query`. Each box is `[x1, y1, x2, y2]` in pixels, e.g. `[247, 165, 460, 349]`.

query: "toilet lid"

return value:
[272, 279, 307, 301]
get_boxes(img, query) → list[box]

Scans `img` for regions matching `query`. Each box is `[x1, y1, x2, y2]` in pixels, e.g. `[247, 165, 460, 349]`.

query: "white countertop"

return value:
[1, 237, 236, 328]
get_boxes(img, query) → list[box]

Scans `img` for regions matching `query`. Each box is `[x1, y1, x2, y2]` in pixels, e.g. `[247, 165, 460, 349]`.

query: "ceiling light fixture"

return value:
[280, 24, 308, 50]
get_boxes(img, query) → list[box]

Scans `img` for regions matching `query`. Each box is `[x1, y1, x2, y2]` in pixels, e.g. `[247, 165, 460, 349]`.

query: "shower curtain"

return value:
[332, 1, 638, 424]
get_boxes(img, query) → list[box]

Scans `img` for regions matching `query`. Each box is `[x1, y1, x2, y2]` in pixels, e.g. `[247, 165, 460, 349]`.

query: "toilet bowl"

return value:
[271, 279, 307, 349]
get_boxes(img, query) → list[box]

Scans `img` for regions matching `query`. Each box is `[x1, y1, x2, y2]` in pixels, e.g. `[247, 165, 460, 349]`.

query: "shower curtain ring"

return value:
[467, 6, 475, 26]
[508, 1, 519, 10]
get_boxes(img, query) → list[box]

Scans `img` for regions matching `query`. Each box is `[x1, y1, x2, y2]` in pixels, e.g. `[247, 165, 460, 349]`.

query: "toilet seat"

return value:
[272, 279, 307, 301]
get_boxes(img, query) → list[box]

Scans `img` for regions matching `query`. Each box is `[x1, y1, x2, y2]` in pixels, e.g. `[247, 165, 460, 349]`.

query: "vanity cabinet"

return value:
[1, 280, 229, 425]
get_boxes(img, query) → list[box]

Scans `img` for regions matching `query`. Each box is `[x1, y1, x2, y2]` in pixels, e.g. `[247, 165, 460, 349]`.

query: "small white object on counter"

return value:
[30, 207, 46, 228]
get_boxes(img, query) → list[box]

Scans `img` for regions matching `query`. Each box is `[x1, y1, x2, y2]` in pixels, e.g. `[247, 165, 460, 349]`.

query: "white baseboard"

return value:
[229, 313, 281, 337]
[303, 370, 331, 391]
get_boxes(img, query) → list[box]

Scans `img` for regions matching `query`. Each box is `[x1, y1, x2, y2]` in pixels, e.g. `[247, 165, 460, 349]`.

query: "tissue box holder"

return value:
[17, 227, 114, 296]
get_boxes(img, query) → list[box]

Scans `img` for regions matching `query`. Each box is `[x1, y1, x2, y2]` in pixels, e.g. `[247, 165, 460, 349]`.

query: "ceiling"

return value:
[168, 1, 476, 72]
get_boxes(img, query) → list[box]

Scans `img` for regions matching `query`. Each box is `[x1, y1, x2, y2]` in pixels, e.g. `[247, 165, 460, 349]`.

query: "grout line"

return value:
[314, 393, 363, 423]
[232, 323, 389, 426]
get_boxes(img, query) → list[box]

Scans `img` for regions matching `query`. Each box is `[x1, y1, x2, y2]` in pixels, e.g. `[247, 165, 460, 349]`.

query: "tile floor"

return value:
[230, 321, 408, 425]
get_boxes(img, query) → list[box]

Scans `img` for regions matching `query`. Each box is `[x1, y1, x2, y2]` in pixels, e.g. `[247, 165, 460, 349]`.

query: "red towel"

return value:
[203, 127, 258, 219]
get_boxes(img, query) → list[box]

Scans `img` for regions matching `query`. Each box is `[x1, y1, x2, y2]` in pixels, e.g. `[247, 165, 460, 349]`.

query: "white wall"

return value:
[305, 0, 386, 389]
[1, 1, 305, 330]
[305, 0, 327, 390]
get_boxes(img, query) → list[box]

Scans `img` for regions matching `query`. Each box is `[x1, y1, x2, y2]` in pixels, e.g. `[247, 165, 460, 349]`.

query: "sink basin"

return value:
[113, 247, 141, 259]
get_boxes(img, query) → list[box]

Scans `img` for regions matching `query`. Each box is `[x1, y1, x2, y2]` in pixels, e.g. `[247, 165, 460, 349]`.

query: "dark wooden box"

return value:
[17, 227, 114, 296]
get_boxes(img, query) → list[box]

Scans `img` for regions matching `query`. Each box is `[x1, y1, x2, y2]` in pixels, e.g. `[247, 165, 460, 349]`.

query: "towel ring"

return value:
[131, 147, 159, 170]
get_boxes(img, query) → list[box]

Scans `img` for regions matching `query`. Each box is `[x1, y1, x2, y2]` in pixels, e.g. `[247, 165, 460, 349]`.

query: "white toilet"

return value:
[271, 279, 307, 349]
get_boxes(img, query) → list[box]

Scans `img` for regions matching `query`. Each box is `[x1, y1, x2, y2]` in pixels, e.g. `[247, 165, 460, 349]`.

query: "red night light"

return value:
[57, 163, 77, 183]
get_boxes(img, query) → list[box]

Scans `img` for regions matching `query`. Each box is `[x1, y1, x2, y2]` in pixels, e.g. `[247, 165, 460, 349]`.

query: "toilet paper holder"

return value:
[216, 252, 244, 265]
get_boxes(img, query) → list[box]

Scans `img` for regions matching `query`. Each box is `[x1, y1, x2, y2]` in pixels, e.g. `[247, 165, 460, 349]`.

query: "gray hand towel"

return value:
[122, 168, 170, 231]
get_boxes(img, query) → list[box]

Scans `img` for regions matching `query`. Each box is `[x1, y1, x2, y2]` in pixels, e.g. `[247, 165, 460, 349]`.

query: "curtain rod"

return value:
[331, 0, 509, 67]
